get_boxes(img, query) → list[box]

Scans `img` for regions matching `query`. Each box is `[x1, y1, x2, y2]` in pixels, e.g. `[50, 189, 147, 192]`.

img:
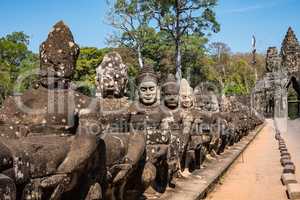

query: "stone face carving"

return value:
[0, 19, 265, 200]
[0, 21, 105, 200]
[194, 84, 220, 113]
[266, 47, 282, 73]
[93, 53, 146, 200]
[177, 79, 210, 171]
[135, 65, 159, 106]
[281, 27, 300, 76]
[127, 65, 172, 194]
[179, 79, 194, 110]
[193, 84, 222, 157]
[162, 74, 179, 109]
[253, 45, 288, 118]
[96, 52, 128, 99]
[160, 74, 187, 186]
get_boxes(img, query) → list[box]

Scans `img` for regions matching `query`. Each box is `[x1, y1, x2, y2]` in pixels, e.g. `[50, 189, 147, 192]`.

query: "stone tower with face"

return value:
[162, 74, 179, 110]
[136, 64, 158, 106]
[266, 47, 282, 73]
[281, 27, 300, 76]
[96, 52, 128, 98]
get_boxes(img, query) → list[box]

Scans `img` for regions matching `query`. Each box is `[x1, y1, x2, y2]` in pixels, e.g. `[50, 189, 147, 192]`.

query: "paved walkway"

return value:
[207, 119, 287, 200]
[284, 119, 300, 181]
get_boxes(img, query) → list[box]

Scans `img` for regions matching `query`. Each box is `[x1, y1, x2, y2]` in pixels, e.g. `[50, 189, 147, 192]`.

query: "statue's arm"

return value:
[77, 108, 101, 136]
[125, 131, 146, 165]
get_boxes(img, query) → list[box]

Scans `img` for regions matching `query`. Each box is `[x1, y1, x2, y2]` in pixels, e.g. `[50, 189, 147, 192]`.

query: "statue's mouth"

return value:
[104, 90, 116, 98]
[167, 102, 178, 106]
[106, 87, 115, 91]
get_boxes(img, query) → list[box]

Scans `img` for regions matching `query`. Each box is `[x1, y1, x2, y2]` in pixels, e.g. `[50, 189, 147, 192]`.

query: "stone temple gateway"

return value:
[0, 21, 264, 200]
[253, 27, 300, 119]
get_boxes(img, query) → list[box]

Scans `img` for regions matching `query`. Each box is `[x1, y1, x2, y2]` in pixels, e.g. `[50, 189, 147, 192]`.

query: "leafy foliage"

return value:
[0, 32, 38, 103]
[0, 29, 266, 102]
[148, 0, 220, 79]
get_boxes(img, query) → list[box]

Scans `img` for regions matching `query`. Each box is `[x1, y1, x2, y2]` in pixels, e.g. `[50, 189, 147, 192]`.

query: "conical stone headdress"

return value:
[162, 74, 179, 94]
[136, 64, 158, 85]
[179, 78, 193, 96]
[39, 21, 80, 79]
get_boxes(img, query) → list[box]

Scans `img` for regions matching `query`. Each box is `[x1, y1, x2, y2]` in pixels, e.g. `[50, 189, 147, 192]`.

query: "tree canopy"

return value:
[0, 32, 38, 103]
[0, 2, 267, 101]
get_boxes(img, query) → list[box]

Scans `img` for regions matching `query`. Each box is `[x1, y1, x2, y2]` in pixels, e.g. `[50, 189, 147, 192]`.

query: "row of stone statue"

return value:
[0, 21, 263, 200]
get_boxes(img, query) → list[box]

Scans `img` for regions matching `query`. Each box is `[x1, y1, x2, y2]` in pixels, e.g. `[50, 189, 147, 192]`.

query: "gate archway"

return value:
[287, 77, 300, 119]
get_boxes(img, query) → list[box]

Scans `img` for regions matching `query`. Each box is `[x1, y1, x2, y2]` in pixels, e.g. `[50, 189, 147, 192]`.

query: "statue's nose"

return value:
[108, 80, 114, 87]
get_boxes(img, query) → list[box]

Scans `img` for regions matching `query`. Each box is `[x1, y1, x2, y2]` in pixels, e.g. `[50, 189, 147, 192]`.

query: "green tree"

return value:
[208, 42, 231, 89]
[107, 0, 153, 68]
[149, 0, 220, 80]
[74, 47, 109, 95]
[15, 53, 39, 93]
[74, 47, 140, 96]
[223, 58, 256, 95]
[0, 32, 38, 102]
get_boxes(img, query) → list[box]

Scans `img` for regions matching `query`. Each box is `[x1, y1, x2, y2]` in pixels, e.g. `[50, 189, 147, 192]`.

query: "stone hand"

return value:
[39, 174, 71, 189]
[111, 164, 132, 185]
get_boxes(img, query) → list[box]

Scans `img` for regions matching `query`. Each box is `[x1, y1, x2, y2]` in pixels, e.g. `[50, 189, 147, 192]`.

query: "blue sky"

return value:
[0, 0, 299, 53]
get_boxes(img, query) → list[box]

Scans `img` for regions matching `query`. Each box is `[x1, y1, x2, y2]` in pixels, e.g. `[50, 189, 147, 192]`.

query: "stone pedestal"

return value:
[287, 183, 300, 199]
[283, 164, 296, 174]
[281, 151, 290, 157]
[282, 173, 297, 185]
[279, 144, 286, 149]
[281, 159, 294, 166]
[281, 155, 292, 162]
[280, 148, 289, 153]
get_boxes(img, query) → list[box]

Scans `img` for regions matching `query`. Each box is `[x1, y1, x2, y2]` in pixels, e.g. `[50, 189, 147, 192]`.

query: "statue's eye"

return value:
[149, 87, 155, 91]
[141, 88, 147, 92]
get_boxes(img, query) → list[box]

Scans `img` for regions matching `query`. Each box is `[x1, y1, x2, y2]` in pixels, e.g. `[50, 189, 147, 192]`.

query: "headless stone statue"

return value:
[0, 21, 105, 200]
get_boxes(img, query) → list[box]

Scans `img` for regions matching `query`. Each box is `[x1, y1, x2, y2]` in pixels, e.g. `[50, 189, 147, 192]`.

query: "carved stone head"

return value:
[194, 83, 220, 112]
[39, 21, 80, 88]
[266, 47, 281, 72]
[179, 79, 194, 109]
[96, 52, 128, 98]
[162, 74, 179, 109]
[136, 64, 158, 106]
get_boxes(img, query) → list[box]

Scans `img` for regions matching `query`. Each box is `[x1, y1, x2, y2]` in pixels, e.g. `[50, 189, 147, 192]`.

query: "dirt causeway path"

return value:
[206, 119, 287, 200]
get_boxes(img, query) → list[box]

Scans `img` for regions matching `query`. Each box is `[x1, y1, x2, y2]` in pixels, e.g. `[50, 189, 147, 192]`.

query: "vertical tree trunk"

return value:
[175, 41, 182, 82]
[175, 0, 182, 82]
[137, 45, 144, 68]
